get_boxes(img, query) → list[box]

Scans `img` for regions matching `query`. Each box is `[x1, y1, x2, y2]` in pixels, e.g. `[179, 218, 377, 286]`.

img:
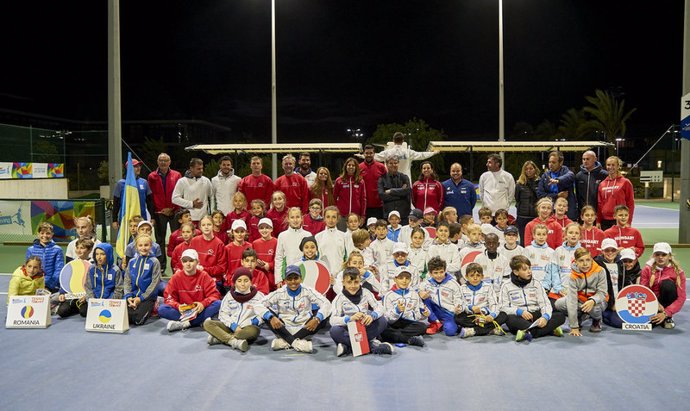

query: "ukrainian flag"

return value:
[116, 153, 141, 258]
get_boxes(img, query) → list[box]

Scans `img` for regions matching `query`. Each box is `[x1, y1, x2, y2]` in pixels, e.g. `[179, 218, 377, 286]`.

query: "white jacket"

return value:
[211, 170, 241, 215]
[499, 277, 552, 319]
[524, 244, 555, 283]
[381, 261, 419, 292]
[498, 244, 525, 262]
[315, 227, 348, 275]
[478, 169, 516, 213]
[374, 142, 436, 182]
[370, 238, 396, 271]
[329, 288, 383, 327]
[382, 288, 427, 322]
[260, 285, 331, 332]
[418, 274, 464, 312]
[333, 268, 381, 295]
[408, 246, 428, 280]
[274, 227, 311, 283]
[473, 251, 511, 292]
[460, 282, 500, 318]
[172, 174, 213, 221]
[427, 241, 461, 273]
[218, 290, 266, 330]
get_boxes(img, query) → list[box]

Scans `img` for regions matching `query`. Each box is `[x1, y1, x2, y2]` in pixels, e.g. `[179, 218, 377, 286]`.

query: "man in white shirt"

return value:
[172, 158, 213, 224]
[297, 152, 317, 187]
[211, 155, 241, 215]
[372, 132, 439, 183]
[478, 153, 515, 214]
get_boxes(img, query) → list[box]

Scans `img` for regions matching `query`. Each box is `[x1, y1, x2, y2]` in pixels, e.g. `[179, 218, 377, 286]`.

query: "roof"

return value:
[185, 143, 362, 155]
[426, 140, 614, 152]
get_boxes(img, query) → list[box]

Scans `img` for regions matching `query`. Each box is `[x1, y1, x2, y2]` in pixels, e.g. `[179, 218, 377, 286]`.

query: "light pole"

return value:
[271, 0, 278, 180]
[615, 137, 624, 156]
[498, 0, 505, 164]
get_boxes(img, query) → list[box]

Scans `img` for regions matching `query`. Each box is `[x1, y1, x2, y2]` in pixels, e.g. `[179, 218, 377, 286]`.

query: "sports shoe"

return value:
[515, 330, 533, 342]
[589, 319, 602, 333]
[271, 338, 291, 351]
[207, 335, 222, 346]
[167, 320, 191, 332]
[407, 335, 425, 347]
[459, 327, 476, 338]
[228, 338, 249, 352]
[491, 327, 506, 336]
[370, 340, 394, 355]
[663, 317, 676, 329]
[336, 343, 350, 357]
[291, 338, 313, 353]
[553, 327, 564, 337]
[425, 321, 442, 335]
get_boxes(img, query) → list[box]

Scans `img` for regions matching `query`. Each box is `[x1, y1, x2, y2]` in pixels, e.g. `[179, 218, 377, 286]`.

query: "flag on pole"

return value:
[116, 153, 141, 259]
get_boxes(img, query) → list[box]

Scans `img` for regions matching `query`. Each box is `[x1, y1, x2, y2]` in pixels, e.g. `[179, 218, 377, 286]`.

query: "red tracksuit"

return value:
[524, 216, 563, 250]
[189, 235, 227, 282]
[224, 242, 253, 283]
[253, 237, 277, 289]
[412, 178, 444, 213]
[171, 241, 192, 273]
[224, 268, 270, 294]
[167, 228, 201, 257]
[266, 207, 288, 235]
[238, 174, 274, 209]
[597, 176, 635, 224]
[333, 176, 367, 218]
[580, 226, 605, 257]
[359, 160, 387, 209]
[604, 225, 645, 258]
[247, 215, 262, 242]
[222, 210, 250, 232]
[274, 173, 310, 213]
[303, 214, 325, 236]
[164, 268, 220, 309]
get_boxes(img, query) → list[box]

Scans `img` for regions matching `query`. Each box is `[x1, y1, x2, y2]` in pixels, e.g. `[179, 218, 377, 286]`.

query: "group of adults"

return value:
[111, 132, 635, 270]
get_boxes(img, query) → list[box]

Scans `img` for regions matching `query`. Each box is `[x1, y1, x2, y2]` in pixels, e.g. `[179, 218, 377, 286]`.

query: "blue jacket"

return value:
[124, 254, 161, 301]
[536, 166, 577, 221]
[25, 239, 64, 292]
[86, 243, 123, 299]
[442, 178, 477, 217]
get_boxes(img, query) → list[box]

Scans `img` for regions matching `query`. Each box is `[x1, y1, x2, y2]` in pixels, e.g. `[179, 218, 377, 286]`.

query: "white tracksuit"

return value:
[329, 289, 384, 327]
[259, 285, 331, 333]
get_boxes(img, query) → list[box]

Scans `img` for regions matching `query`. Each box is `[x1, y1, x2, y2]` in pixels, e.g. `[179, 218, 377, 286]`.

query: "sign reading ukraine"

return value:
[615, 284, 658, 331]
[85, 299, 128, 333]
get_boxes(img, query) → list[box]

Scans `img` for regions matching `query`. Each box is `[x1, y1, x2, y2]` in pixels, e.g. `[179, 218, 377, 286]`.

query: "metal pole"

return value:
[679, 0, 690, 243]
[108, 0, 123, 196]
[271, 0, 278, 180]
[498, 0, 505, 164]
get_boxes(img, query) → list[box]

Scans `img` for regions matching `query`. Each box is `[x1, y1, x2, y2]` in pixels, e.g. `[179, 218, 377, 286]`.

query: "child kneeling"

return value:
[330, 267, 393, 356]
[203, 267, 266, 352]
[160, 249, 221, 332]
[555, 248, 608, 336]
[500, 255, 565, 342]
[456, 263, 507, 338]
[261, 265, 331, 353]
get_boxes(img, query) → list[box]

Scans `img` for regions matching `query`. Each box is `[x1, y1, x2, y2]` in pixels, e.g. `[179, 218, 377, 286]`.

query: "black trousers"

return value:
[505, 310, 565, 338]
[267, 317, 329, 345]
[380, 319, 427, 343]
[128, 299, 156, 325]
[455, 311, 508, 336]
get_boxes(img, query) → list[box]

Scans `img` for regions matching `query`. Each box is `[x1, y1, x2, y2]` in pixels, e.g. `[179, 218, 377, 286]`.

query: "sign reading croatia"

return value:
[615, 284, 658, 331]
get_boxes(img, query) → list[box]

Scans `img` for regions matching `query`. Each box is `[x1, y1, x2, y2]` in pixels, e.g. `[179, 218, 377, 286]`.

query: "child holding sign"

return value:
[640, 242, 686, 329]
[56, 238, 95, 318]
[124, 235, 161, 325]
[161, 249, 221, 332]
[330, 267, 393, 356]
[7, 256, 45, 303]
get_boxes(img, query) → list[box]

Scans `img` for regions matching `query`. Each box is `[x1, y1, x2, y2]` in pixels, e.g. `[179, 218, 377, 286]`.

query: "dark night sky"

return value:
[0, 1, 686, 142]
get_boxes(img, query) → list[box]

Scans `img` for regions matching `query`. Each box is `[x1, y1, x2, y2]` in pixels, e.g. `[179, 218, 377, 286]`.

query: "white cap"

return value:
[653, 242, 672, 255]
[392, 242, 409, 255]
[231, 220, 247, 231]
[258, 217, 273, 228]
[601, 238, 618, 251]
[388, 210, 400, 219]
[181, 249, 199, 260]
[619, 248, 636, 261]
[394, 265, 413, 277]
[137, 220, 153, 230]
[366, 217, 377, 226]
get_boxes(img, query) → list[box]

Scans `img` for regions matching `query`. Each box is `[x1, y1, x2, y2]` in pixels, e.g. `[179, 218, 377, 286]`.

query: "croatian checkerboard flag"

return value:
[347, 320, 370, 357]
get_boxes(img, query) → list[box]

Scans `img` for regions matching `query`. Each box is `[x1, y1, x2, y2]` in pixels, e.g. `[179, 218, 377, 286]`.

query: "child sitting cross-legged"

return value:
[380, 266, 430, 347]
[260, 265, 331, 353]
[203, 267, 266, 352]
[419, 256, 464, 336]
[329, 267, 394, 357]
[456, 263, 507, 338]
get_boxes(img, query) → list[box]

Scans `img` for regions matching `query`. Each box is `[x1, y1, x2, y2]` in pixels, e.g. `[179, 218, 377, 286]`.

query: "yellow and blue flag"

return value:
[116, 153, 142, 259]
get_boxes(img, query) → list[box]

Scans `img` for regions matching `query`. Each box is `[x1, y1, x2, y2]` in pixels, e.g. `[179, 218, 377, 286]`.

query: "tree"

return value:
[556, 108, 591, 140]
[582, 89, 636, 143]
[369, 118, 446, 179]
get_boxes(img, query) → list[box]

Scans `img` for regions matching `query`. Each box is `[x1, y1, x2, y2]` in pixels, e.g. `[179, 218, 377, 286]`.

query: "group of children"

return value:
[8, 195, 686, 357]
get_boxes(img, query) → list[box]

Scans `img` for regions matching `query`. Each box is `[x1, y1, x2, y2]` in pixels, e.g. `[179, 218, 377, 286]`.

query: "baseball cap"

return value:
[231, 220, 247, 231]
[394, 266, 413, 277]
[423, 207, 437, 215]
[282, 264, 304, 280]
[653, 242, 672, 255]
[137, 220, 153, 230]
[409, 209, 423, 220]
[619, 248, 636, 261]
[601, 238, 618, 251]
[366, 217, 377, 227]
[258, 217, 273, 228]
[181, 249, 199, 261]
[126, 159, 142, 167]
[388, 210, 401, 219]
[392, 242, 409, 255]
[504, 225, 519, 235]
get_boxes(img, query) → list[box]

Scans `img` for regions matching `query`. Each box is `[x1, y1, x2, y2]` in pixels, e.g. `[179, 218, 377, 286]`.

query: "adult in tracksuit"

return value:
[442, 163, 476, 218]
[378, 156, 411, 225]
[359, 145, 388, 220]
[500, 255, 565, 338]
[334, 157, 367, 231]
[575, 150, 607, 217]
[148, 153, 182, 272]
[537, 151, 578, 222]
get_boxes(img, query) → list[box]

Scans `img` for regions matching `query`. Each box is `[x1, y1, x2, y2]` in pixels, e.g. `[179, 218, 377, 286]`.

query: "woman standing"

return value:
[597, 156, 634, 231]
[333, 158, 367, 231]
[310, 166, 335, 208]
[412, 161, 444, 214]
[515, 160, 540, 245]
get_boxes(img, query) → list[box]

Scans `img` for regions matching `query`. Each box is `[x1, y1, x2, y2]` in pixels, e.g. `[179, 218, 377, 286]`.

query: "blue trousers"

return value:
[602, 309, 623, 328]
[330, 317, 388, 346]
[158, 300, 221, 327]
[424, 299, 458, 336]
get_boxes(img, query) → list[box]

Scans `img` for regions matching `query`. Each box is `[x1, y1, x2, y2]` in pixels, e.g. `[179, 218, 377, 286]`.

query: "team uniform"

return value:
[499, 275, 566, 338]
[419, 273, 464, 336]
[456, 281, 507, 335]
[124, 254, 162, 325]
[380, 287, 428, 344]
[274, 227, 311, 283]
[329, 288, 388, 352]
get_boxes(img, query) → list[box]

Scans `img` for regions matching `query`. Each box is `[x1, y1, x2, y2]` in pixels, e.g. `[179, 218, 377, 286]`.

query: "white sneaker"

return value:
[271, 338, 290, 351]
[229, 338, 249, 352]
[207, 335, 222, 346]
[336, 343, 349, 357]
[167, 320, 191, 332]
[459, 327, 476, 338]
[291, 338, 313, 353]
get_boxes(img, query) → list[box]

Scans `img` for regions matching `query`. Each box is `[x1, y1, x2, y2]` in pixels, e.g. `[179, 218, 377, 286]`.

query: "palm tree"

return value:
[582, 89, 636, 143]
[556, 108, 591, 140]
